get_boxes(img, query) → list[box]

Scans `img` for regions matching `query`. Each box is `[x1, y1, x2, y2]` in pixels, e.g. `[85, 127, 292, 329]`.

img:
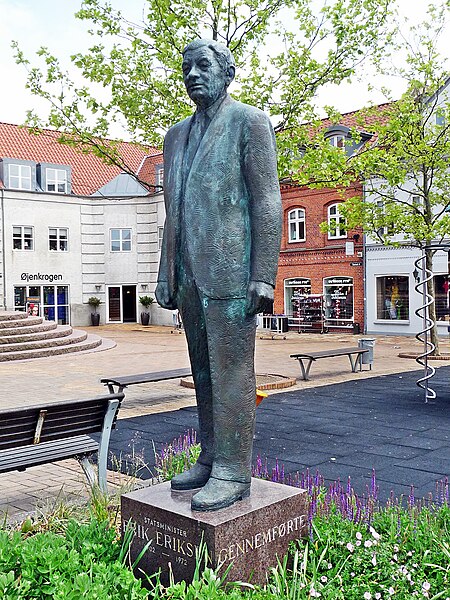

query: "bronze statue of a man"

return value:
[155, 38, 282, 511]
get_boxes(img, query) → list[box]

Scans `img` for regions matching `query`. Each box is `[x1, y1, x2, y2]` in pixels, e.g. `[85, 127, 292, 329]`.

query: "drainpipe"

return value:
[1, 188, 6, 310]
[362, 181, 367, 334]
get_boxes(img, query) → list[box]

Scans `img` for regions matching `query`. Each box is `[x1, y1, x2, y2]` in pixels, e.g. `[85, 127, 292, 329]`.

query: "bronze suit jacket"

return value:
[158, 95, 282, 301]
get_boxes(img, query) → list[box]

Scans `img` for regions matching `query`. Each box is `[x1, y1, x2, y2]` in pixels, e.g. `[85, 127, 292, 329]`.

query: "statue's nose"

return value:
[187, 64, 201, 79]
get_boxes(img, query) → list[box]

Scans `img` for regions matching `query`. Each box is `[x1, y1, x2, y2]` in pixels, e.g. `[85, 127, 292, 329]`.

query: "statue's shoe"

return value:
[170, 462, 212, 491]
[191, 477, 250, 512]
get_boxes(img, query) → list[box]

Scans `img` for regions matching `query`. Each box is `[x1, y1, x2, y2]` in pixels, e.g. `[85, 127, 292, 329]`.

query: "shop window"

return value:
[9, 164, 32, 190]
[288, 209, 306, 242]
[13, 226, 33, 250]
[46, 168, 68, 193]
[49, 227, 68, 251]
[328, 203, 346, 239]
[434, 275, 449, 322]
[376, 276, 409, 320]
[14, 285, 70, 324]
[111, 228, 132, 252]
[324, 277, 354, 324]
[284, 278, 312, 316]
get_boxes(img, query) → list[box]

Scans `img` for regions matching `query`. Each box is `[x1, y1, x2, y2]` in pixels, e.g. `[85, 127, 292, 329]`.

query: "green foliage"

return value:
[0, 519, 148, 599]
[139, 295, 155, 309]
[265, 504, 450, 599]
[13, 0, 395, 174]
[87, 296, 101, 311]
[296, 3, 450, 250]
[154, 433, 201, 481]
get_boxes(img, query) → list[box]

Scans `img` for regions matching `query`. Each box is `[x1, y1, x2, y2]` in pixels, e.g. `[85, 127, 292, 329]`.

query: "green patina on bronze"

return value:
[155, 39, 282, 511]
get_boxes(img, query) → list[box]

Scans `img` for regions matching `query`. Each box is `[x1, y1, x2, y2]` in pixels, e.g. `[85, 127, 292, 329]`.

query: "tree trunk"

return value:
[425, 249, 440, 356]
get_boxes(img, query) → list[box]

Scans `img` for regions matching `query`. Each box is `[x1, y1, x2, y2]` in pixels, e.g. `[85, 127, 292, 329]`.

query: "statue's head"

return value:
[182, 39, 235, 109]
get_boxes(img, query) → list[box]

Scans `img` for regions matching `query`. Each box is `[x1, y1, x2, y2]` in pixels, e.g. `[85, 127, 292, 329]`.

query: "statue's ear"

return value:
[226, 65, 236, 85]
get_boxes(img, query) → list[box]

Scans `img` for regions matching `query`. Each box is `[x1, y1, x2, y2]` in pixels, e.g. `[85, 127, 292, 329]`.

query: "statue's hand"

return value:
[246, 280, 274, 316]
[155, 281, 177, 310]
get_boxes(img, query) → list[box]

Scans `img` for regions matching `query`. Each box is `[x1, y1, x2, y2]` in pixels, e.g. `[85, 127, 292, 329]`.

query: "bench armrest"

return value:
[97, 398, 121, 492]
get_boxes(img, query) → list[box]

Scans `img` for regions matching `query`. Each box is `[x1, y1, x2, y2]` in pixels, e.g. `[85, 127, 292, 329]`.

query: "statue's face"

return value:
[182, 46, 227, 108]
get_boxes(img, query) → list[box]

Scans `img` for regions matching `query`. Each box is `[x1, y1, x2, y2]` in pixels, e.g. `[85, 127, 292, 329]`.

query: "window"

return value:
[13, 226, 33, 250]
[284, 278, 311, 317]
[46, 168, 67, 193]
[14, 285, 70, 324]
[110, 228, 132, 252]
[158, 226, 164, 250]
[49, 228, 68, 251]
[376, 201, 395, 237]
[376, 276, 409, 320]
[328, 203, 346, 239]
[288, 209, 306, 242]
[435, 112, 445, 126]
[323, 277, 354, 323]
[156, 167, 164, 188]
[9, 164, 32, 190]
[328, 135, 345, 149]
[434, 275, 449, 322]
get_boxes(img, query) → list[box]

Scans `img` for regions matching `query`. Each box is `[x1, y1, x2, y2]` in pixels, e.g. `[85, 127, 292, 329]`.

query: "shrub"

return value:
[0, 519, 148, 599]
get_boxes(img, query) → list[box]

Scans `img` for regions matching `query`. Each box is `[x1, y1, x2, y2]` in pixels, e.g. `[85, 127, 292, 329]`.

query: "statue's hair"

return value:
[182, 39, 235, 74]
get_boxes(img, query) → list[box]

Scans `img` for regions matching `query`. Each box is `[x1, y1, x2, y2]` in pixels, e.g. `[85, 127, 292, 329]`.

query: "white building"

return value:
[363, 74, 450, 336]
[0, 122, 171, 326]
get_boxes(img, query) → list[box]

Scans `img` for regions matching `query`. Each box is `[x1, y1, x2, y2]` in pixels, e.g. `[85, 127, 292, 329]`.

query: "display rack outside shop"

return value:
[289, 294, 325, 333]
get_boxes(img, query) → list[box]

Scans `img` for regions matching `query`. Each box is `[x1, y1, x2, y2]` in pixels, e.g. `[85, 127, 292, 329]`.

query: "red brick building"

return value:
[274, 181, 364, 333]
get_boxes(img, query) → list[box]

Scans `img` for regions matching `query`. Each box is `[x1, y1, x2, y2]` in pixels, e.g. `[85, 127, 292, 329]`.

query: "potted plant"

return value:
[88, 296, 101, 326]
[139, 295, 154, 326]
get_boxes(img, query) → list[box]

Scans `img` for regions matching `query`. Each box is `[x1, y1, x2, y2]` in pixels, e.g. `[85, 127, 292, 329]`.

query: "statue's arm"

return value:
[155, 134, 178, 310]
[243, 111, 282, 314]
[155, 225, 178, 310]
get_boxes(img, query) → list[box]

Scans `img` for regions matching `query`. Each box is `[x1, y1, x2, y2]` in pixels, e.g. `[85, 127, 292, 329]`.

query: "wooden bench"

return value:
[290, 347, 369, 381]
[101, 369, 268, 407]
[100, 368, 192, 394]
[0, 392, 124, 493]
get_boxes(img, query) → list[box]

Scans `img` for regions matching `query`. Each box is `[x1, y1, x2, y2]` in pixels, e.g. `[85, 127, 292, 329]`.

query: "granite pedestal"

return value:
[121, 478, 308, 586]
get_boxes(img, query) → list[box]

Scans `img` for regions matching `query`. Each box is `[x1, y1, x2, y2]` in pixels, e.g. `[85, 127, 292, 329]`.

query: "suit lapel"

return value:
[185, 96, 233, 186]
[170, 118, 191, 198]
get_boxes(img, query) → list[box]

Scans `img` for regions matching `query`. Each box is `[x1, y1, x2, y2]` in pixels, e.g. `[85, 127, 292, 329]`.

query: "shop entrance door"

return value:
[122, 285, 137, 322]
[108, 287, 121, 322]
[107, 285, 137, 322]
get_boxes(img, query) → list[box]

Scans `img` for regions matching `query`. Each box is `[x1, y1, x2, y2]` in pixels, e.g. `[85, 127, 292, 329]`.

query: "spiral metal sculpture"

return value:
[414, 253, 436, 402]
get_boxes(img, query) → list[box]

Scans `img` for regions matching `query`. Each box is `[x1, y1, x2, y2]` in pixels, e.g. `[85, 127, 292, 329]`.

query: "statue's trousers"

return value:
[177, 270, 257, 484]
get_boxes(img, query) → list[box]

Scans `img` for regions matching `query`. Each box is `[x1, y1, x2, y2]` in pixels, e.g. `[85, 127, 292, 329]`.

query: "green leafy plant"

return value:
[154, 430, 201, 481]
[0, 519, 148, 599]
[87, 296, 101, 313]
[139, 296, 154, 310]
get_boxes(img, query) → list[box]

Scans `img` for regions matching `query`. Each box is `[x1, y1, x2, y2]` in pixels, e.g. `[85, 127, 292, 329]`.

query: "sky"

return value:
[0, 0, 447, 138]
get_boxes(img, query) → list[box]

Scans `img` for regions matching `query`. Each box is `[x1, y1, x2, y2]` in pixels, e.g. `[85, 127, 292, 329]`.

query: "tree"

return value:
[13, 0, 395, 179]
[293, 3, 450, 354]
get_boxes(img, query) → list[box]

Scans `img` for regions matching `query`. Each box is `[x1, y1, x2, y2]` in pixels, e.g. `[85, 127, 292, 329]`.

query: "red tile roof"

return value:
[138, 154, 164, 189]
[307, 102, 393, 136]
[0, 122, 161, 196]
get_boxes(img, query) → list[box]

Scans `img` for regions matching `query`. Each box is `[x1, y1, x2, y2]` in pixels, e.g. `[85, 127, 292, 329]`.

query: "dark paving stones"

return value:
[110, 365, 450, 500]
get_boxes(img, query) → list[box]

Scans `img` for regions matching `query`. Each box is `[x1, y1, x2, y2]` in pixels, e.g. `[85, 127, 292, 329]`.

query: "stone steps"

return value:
[0, 316, 43, 330]
[0, 311, 107, 362]
[0, 333, 103, 362]
[0, 321, 58, 338]
[0, 324, 69, 345]
[0, 329, 87, 353]
[0, 311, 28, 321]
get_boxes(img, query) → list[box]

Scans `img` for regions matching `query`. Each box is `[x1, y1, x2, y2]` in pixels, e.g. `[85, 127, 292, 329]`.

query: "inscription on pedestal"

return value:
[121, 478, 308, 585]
